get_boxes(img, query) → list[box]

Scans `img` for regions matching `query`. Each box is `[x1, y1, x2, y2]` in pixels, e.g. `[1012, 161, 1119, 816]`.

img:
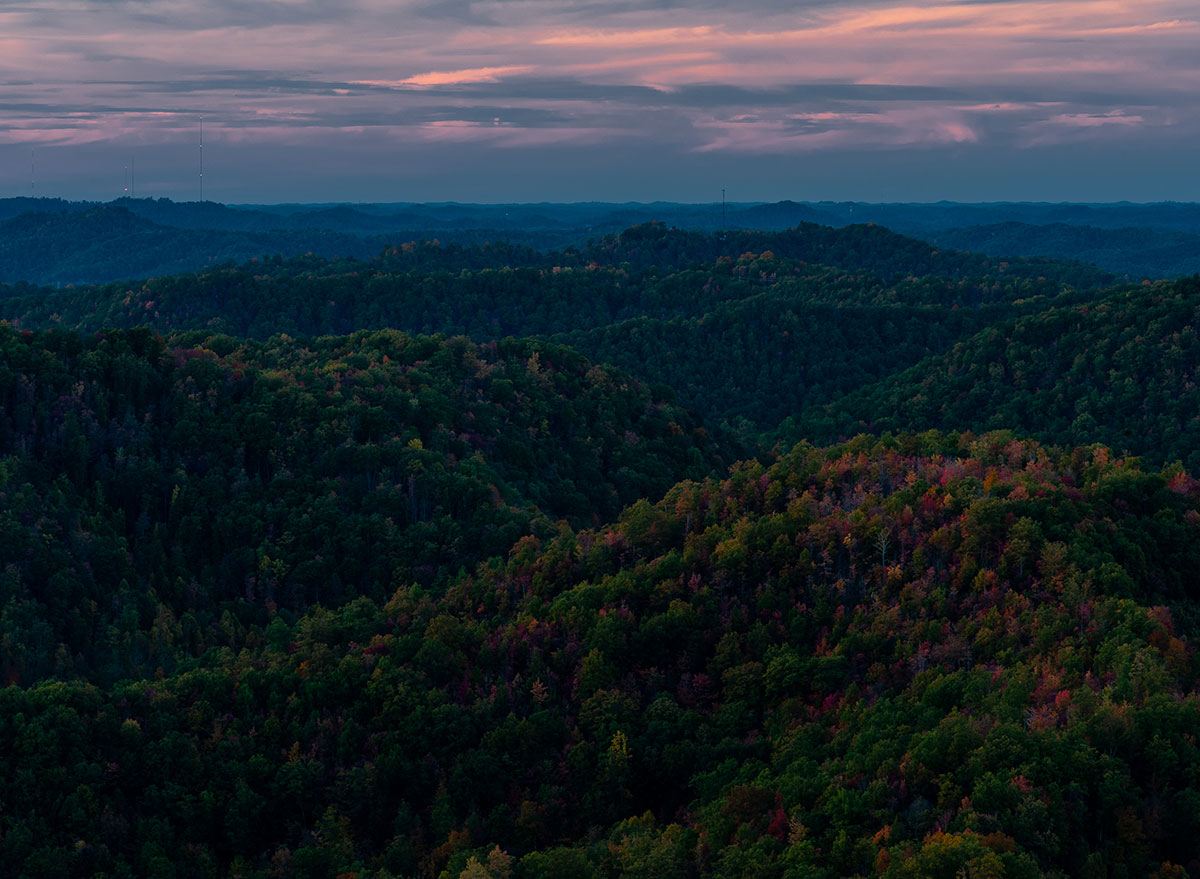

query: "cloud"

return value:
[1048, 111, 1146, 127]
[690, 105, 981, 153]
[360, 66, 534, 87]
[1, 0, 1198, 199]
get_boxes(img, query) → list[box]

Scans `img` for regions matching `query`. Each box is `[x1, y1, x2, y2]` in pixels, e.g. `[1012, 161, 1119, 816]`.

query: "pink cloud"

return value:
[1, 0, 1197, 165]
[536, 26, 719, 47]
[411, 120, 616, 148]
[359, 66, 534, 88]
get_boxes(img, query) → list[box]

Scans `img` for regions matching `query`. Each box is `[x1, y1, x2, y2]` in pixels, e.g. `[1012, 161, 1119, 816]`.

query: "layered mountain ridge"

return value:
[0, 215, 1197, 877]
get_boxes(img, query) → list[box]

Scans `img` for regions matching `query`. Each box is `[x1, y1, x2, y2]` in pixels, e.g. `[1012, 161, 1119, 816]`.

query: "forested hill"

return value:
[1, 220, 1113, 319]
[0, 325, 731, 685]
[0, 222, 1116, 438]
[3, 433, 1199, 877]
[3, 214, 1200, 878]
[0, 205, 386, 284]
[929, 223, 1200, 279]
[789, 276, 1200, 469]
[6, 196, 1200, 281]
[0, 223, 1109, 340]
[0, 203, 1124, 287]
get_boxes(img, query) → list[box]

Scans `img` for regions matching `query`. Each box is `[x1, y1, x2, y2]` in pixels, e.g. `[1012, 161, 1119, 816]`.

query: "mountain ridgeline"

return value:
[2, 196, 1199, 283]
[0, 211, 1198, 878]
[2, 221, 1112, 437]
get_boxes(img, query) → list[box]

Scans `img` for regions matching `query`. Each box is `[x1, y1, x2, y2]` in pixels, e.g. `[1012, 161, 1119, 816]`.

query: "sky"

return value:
[0, 0, 1197, 203]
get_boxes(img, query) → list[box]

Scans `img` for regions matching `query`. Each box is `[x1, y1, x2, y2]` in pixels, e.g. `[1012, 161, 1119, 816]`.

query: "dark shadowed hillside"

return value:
[0, 325, 732, 685]
[0, 205, 384, 284]
[787, 276, 1200, 469]
[930, 223, 1200, 279]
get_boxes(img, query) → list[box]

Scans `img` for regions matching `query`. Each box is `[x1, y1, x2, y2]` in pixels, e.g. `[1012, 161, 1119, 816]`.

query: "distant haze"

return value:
[1, 1, 1197, 203]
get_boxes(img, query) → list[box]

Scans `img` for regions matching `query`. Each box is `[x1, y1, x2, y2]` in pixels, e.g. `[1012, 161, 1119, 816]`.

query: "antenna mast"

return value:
[30, 149, 35, 194]
[721, 188, 726, 229]
[199, 115, 204, 202]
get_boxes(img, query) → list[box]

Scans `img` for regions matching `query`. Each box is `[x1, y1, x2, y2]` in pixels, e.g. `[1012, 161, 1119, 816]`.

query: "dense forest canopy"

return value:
[0, 215, 1197, 878]
[1, 222, 1114, 438]
[927, 223, 1200, 280]
[791, 277, 1200, 469]
[0, 324, 731, 685]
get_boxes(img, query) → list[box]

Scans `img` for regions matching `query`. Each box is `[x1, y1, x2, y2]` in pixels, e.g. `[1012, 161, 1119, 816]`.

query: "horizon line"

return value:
[1, 196, 1198, 209]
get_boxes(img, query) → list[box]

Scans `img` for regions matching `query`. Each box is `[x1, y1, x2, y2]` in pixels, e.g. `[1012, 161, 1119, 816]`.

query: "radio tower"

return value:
[199, 115, 204, 202]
